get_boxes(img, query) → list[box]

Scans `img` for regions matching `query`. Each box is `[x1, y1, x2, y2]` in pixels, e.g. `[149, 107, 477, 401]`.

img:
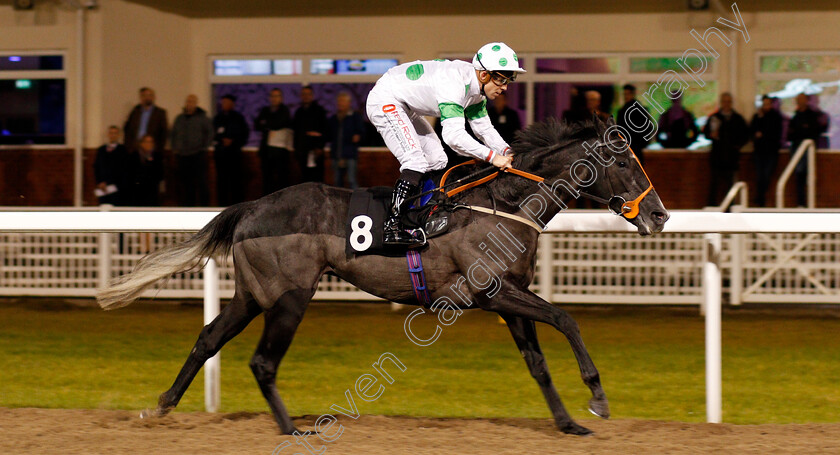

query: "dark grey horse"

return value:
[97, 116, 669, 436]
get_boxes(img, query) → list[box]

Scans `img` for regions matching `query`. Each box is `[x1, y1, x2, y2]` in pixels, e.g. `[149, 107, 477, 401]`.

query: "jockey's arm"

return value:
[439, 103, 509, 163]
[467, 102, 511, 158]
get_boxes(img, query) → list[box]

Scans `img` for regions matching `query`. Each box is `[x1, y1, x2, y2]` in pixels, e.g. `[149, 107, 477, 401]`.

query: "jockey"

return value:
[367, 42, 525, 246]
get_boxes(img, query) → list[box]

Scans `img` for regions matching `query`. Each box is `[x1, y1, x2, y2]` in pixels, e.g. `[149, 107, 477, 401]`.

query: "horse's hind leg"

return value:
[501, 314, 593, 436]
[142, 291, 262, 418]
[249, 289, 313, 434]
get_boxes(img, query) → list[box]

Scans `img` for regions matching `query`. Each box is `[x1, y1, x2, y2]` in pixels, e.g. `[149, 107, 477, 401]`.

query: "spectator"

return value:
[702, 92, 748, 206]
[750, 95, 784, 207]
[658, 94, 698, 148]
[293, 85, 328, 183]
[812, 95, 831, 149]
[788, 93, 829, 207]
[213, 94, 249, 206]
[129, 134, 164, 206]
[616, 84, 651, 163]
[585, 90, 611, 123]
[93, 125, 129, 206]
[561, 87, 588, 125]
[327, 92, 365, 189]
[124, 87, 168, 154]
[488, 92, 521, 144]
[171, 94, 213, 206]
[254, 88, 294, 195]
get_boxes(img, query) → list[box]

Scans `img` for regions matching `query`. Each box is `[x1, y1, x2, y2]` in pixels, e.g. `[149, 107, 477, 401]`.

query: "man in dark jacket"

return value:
[487, 92, 521, 145]
[255, 88, 294, 195]
[94, 125, 129, 206]
[124, 87, 168, 154]
[658, 94, 698, 148]
[327, 92, 366, 189]
[293, 85, 327, 183]
[703, 92, 749, 206]
[750, 95, 784, 207]
[171, 94, 213, 206]
[788, 93, 829, 207]
[213, 94, 249, 206]
[616, 84, 651, 164]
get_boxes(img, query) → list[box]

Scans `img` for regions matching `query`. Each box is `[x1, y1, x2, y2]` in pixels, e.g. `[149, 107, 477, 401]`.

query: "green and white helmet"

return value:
[472, 42, 526, 73]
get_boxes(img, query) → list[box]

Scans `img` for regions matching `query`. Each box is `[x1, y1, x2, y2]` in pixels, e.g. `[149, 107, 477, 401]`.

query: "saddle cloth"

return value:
[344, 180, 451, 256]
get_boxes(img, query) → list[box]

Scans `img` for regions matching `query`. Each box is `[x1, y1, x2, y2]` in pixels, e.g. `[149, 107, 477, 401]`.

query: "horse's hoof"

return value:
[140, 406, 171, 419]
[559, 421, 593, 436]
[588, 397, 610, 419]
[280, 426, 302, 435]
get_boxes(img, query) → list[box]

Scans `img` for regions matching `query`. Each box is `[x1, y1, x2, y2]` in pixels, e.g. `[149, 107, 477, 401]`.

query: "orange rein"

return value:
[438, 159, 543, 198]
[436, 144, 655, 220]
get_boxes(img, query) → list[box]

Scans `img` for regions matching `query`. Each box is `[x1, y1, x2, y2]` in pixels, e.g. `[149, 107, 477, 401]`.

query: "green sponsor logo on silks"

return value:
[434, 58, 445, 62]
[406, 63, 425, 81]
[492, 45, 501, 51]
[513, 53, 518, 62]
[465, 83, 470, 96]
[499, 57, 508, 67]
[439, 103, 465, 121]
[465, 99, 488, 120]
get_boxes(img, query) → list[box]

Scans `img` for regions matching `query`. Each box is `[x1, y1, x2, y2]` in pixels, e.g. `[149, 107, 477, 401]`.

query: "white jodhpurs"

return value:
[367, 94, 448, 174]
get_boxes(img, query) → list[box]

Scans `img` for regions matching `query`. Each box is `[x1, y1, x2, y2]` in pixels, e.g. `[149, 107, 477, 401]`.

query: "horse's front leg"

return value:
[485, 287, 610, 422]
[501, 314, 594, 435]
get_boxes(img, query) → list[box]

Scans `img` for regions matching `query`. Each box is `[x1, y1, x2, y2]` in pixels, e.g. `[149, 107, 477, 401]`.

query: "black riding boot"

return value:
[384, 172, 426, 247]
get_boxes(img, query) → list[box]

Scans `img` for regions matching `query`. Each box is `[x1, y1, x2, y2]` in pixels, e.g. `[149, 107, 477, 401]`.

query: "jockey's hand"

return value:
[492, 154, 513, 170]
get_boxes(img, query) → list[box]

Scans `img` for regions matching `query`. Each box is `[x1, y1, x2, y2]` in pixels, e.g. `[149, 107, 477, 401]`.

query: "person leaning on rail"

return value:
[366, 42, 524, 246]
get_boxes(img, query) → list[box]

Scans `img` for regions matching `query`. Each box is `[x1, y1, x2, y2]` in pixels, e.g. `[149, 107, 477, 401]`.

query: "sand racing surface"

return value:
[2, 408, 840, 454]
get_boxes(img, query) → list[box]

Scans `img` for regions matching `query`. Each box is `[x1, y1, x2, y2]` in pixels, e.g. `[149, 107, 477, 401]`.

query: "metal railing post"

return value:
[729, 206, 744, 306]
[97, 205, 112, 290]
[703, 233, 723, 423]
[776, 139, 815, 208]
[808, 143, 816, 209]
[538, 234, 553, 301]
[203, 258, 221, 412]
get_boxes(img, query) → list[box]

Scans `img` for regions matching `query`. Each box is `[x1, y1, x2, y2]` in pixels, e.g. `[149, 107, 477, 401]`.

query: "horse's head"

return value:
[585, 115, 669, 235]
[511, 116, 669, 236]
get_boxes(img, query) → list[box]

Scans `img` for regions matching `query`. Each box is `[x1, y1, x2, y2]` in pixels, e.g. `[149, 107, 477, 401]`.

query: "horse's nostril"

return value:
[652, 211, 669, 223]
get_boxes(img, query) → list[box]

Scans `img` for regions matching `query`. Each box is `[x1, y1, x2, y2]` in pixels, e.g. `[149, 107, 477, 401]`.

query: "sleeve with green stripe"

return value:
[468, 100, 511, 156]
[438, 102, 497, 162]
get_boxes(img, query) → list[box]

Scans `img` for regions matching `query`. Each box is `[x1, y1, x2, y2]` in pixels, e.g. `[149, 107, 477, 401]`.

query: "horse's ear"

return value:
[605, 115, 616, 126]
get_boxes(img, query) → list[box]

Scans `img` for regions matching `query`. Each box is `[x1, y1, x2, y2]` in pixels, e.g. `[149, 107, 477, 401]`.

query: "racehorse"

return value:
[97, 115, 669, 436]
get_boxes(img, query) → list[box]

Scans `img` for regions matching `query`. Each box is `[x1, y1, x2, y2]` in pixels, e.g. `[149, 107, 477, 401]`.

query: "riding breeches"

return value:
[367, 92, 448, 174]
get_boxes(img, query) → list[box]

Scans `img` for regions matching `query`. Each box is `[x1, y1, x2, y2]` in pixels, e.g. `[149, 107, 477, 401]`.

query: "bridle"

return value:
[412, 135, 655, 220]
[573, 138, 655, 220]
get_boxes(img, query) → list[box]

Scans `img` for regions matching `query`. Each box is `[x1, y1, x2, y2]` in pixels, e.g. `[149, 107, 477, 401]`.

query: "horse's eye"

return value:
[617, 161, 627, 168]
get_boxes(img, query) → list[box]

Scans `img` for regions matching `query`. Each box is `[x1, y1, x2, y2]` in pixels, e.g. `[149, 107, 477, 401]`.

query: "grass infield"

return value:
[1, 298, 838, 424]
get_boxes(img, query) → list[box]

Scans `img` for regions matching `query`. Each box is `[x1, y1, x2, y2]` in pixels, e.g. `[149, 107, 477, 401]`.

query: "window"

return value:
[213, 59, 302, 76]
[0, 53, 66, 145]
[209, 55, 398, 147]
[527, 54, 718, 149]
[536, 57, 619, 74]
[309, 58, 398, 75]
[756, 52, 840, 148]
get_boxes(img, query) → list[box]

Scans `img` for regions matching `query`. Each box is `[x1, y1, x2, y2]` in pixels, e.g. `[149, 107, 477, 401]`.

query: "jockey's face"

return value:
[479, 70, 510, 100]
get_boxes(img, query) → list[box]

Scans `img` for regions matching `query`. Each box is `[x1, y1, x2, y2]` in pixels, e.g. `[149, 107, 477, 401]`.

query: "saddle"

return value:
[344, 179, 454, 256]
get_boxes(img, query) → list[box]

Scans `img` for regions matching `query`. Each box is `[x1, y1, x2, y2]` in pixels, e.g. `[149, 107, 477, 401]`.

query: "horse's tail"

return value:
[96, 202, 252, 310]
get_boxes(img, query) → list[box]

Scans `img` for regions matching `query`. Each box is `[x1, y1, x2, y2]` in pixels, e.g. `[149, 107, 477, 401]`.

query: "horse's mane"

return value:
[510, 118, 598, 170]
